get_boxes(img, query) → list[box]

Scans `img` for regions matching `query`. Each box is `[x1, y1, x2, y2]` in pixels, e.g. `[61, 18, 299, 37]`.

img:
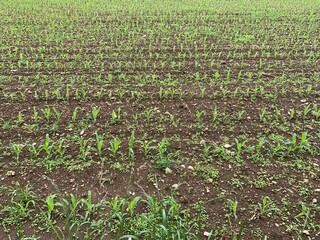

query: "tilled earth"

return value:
[0, 0, 320, 239]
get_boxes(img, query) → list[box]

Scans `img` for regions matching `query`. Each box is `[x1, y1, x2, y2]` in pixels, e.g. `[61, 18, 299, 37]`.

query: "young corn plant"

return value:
[109, 137, 121, 157]
[144, 108, 154, 122]
[200, 87, 206, 98]
[286, 132, 309, 154]
[256, 137, 266, 155]
[235, 138, 246, 162]
[202, 142, 212, 161]
[212, 107, 219, 125]
[91, 107, 100, 124]
[42, 107, 52, 123]
[95, 132, 104, 157]
[44, 192, 97, 240]
[54, 139, 66, 159]
[65, 85, 70, 100]
[299, 132, 310, 153]
[159, 87, 169, 100]
[1, 185, 37, 226]
[156, 139, 172, 170]
[71, 107, 78, 122]
[302, 104, 311, 118]
[111, 107, 121, 124]
[288, 108, 295, 120]
[78, 137, 90, 161]
[139, 140, 156, 157]
[311, 104, 320, 119]
[249, 137, 266, 163]
[45, 194, 56, 220]
[28, 143, 40, 159]
[16, 112, 24, 125]
[195, 110, 205, 128]
[33, 107, 39, 123]
[225, 198, 239, 226]
[43, 134, 54, 158]
[53, 108, 62, 123]
[128, 131, 135, 160]
[236, 110, 245, 121]
[257, 196, 280, 218]
[10, 143, 24, 163]
[293, 202, 317, 236]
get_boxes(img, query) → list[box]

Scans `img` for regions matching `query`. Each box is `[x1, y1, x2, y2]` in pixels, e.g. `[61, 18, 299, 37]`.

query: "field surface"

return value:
[0, 0, 320, 239]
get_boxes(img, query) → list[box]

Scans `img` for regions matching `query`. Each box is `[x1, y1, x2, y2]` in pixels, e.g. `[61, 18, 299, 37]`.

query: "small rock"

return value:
[275, 223, 280, 227]
[224, 143, 232, 148]
[187, 166, 194, 171]
[203, 231, 211, 237]
[70, 178, 75, 183]
[314, 189, 320, 192]
[300, 99, 307, 103]
[312, 198, 317, 204]
[172, 184, 179, 190]
[6, 171, 15, 176]
[303, 230, 310, 235]
[287, 188, 294, 194]
[207, 178, 214, 183]
[202, 127, 208, 132]
[165, 167, 173, 174]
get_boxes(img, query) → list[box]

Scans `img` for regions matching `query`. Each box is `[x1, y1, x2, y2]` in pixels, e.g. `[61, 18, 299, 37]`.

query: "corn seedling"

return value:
[109, 138, 121, 157]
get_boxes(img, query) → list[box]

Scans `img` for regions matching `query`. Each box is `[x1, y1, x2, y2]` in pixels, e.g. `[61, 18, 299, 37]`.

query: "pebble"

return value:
[172, 184, 179, 190]
[165, 167, 172, 174]
[187, 166, 194, 171]
[303, 230, 310, 236]
[224, 143, 232, 148]
[6, 171, 15, 176]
